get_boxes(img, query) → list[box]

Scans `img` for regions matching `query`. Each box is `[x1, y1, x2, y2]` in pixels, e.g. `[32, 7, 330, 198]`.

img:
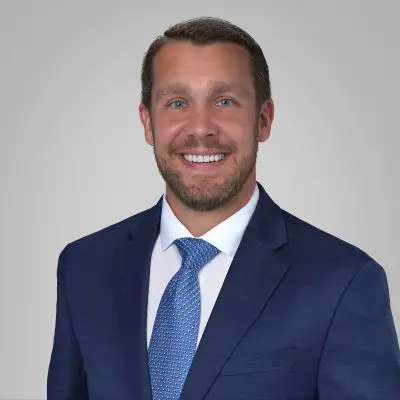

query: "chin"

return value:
[171, 178, 238, 211]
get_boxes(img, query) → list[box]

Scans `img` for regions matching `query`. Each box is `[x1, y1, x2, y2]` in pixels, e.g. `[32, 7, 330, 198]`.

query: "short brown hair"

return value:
[140, 17, 271, 109]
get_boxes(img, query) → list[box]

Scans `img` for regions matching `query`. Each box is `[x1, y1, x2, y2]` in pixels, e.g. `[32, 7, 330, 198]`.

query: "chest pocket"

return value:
[219, 347, 296, 376]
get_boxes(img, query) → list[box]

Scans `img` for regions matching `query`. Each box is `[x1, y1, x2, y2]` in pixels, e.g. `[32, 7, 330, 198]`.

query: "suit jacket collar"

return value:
[126, 181, 287, 250]
[121, 181, 289, 399]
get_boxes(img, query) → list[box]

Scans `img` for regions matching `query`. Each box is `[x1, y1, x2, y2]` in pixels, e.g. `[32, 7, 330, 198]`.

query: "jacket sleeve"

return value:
[318, 258, 400, 399]
[47, 245, 88, 400]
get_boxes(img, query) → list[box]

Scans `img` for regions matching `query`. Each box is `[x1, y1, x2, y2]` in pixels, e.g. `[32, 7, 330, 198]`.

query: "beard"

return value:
[153, 131, 259, 212]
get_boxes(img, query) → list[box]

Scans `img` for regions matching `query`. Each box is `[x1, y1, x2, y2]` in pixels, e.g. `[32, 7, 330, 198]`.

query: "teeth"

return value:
[183, 154, 225, 163]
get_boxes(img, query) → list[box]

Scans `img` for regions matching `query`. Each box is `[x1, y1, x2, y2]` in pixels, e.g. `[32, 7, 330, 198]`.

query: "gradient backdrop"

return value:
[1, 1, 399, 398]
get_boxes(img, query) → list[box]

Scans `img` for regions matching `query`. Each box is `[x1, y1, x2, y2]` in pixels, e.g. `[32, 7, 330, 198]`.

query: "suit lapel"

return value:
[115, 200, 162, 399]
[114, 183, 289, 399]
[180, 183, 291, 400]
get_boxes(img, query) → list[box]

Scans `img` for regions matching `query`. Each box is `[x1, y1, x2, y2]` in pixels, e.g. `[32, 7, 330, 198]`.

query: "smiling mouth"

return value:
[181, 153, 227, 164]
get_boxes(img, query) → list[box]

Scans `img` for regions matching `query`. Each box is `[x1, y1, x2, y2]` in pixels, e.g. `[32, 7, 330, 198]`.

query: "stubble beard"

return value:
[153, 131, 259, 212]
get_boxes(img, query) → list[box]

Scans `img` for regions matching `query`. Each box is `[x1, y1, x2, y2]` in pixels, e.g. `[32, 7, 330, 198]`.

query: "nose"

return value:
[187, 105, 217, 138]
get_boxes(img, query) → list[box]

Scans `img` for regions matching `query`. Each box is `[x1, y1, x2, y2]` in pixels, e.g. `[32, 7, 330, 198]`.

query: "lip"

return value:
[179, 153, 229, 172]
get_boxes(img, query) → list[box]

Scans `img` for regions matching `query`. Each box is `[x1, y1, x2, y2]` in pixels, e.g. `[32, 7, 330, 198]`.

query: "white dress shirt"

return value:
[146, 184, 260, 348]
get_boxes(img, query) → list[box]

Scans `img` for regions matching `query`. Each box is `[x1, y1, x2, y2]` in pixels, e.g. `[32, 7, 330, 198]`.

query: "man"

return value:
[47, 16, 400, 399]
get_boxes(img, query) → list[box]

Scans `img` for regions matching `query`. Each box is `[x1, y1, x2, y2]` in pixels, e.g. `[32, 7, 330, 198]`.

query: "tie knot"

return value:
[174, 237, 220, 273]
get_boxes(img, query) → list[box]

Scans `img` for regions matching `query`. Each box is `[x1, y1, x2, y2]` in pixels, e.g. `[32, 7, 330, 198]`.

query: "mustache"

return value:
[168, 136, 236, 153]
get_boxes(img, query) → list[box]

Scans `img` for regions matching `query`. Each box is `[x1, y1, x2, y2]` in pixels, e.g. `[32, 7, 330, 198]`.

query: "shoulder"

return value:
[271, 209, 392, 312]
[59, 201, 160, 263]
[280, 209, 383, 279]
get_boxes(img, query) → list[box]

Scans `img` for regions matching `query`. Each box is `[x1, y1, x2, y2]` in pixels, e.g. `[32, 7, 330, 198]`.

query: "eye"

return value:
[169, 99, 186, 109]
[216, 98, 234, 107]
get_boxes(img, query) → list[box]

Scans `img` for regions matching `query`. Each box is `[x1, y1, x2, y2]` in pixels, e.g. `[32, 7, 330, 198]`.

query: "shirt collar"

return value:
[160, 184, 259, 258]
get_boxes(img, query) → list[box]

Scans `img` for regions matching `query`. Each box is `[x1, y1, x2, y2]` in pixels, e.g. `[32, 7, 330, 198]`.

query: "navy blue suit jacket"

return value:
[47, 182, 400, 399]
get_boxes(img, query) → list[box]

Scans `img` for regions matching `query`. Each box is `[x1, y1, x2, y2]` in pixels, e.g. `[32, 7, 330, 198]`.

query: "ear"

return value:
[139, 103, 154, 146]
[258, 99, 274, 142]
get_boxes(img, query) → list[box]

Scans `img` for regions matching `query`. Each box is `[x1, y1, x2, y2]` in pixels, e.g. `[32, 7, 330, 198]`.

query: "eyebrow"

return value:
[155, 83, 191, 99]
[154, 81, 252, 100]
[212, 81, 251, 98]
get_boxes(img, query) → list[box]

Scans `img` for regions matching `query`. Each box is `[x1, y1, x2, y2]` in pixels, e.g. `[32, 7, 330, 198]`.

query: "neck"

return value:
[165, 176, 257, 237]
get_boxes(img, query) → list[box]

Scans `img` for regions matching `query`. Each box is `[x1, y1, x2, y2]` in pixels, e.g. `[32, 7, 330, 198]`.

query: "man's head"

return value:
[139, 17, 274, 212]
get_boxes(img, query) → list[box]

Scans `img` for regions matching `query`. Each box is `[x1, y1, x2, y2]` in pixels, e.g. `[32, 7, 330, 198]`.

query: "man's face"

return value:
[140, 41, 273, 211]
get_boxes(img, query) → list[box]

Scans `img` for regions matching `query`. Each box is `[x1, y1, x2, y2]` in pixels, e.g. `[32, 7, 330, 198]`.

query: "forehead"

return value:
[152, 41, 254, 91]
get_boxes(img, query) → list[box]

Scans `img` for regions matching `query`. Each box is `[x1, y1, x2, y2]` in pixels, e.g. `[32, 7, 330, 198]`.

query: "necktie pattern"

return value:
[148, 237, 220, 400]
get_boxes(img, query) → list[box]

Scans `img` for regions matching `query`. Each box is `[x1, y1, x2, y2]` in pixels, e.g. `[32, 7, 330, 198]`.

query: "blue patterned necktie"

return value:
[148, 237, 220, 400]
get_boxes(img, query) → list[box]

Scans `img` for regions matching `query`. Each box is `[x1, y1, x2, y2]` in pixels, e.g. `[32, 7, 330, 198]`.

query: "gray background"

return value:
[1, 1, 399, 398]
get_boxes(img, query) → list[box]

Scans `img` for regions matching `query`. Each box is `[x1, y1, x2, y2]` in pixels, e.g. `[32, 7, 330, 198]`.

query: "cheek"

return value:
[153, 107, 184, 128]
[220, 107, 256, 129]
[153, 114, 183, 143]
[223, 119, 256, 147]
